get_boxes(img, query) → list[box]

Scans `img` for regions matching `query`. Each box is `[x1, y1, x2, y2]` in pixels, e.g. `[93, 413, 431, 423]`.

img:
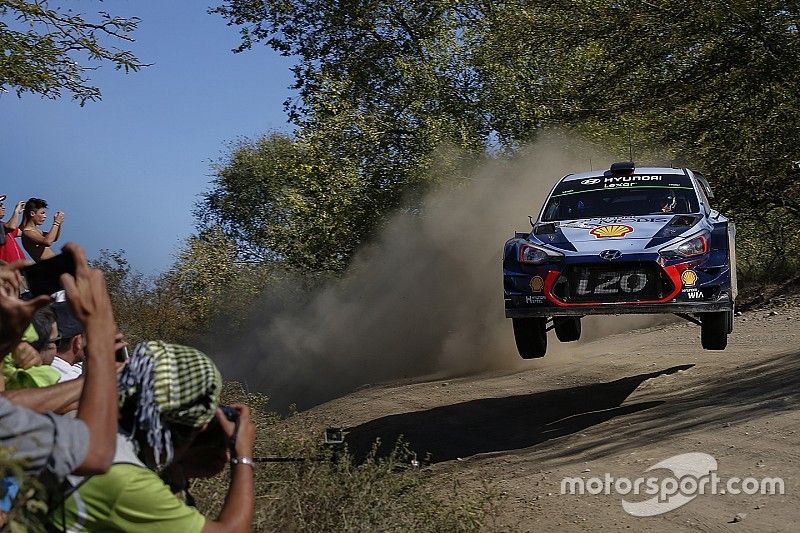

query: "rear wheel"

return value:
[512, 317, 547, 359]
[701, 311, 731, 350]
[555, 317, 582, 342]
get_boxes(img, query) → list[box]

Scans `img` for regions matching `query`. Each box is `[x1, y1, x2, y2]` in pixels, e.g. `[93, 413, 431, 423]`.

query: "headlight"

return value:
[659, 231, 710, 259]
[518, 243, 564, 264]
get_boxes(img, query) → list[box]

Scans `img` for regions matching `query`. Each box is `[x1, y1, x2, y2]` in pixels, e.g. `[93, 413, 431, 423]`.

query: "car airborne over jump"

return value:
[503, 162, 737, 358]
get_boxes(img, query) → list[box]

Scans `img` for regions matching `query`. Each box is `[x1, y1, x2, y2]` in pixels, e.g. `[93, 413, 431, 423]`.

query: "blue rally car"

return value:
[503, 162, 737, 358]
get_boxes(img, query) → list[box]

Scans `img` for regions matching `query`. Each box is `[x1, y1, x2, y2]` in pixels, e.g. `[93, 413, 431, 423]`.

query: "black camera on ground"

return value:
[323, 427, 345, 445]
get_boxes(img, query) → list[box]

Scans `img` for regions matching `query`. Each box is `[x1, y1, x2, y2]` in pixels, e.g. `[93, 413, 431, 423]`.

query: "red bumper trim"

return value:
[543, 263, 690, 307]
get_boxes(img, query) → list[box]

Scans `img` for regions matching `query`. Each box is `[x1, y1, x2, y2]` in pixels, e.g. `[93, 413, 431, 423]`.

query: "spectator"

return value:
[54, 341, 255, 532]
[51, 302, 85, 382]
[2, 306, 61, 389]
[0, 244, 118, 482]
[0, 197, 28, 266]
[1, 310, 84, 413]
[29, 305, 58, 364]
[21, 198, 64, 262]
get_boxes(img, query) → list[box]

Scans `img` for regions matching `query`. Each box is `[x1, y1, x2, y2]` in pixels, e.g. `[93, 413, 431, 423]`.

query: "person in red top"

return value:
[0, 195, 28, 264]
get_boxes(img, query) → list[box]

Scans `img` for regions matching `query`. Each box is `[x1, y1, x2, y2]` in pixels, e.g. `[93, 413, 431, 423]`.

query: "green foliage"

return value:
[735, 209, 800, 283]
[0, 0, 145, 104]
[473, 1, 800, 217]
[165, 225, 276, 332]
[211, 0, 800, 279]
[90, 250, 193, 346]
[201, 133, 359, 271]
[209, 1, 489, 271]
[93, 230, 277, 346]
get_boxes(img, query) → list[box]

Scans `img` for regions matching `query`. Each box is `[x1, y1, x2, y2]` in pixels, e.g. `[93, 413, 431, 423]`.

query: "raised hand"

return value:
[58, 243, 113, 336]
[0, 262, 51, 354]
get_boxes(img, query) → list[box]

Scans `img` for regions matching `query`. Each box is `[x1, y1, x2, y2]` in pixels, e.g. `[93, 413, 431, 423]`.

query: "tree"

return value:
[90, 250, 193, 345]
[200, 133, 364, 272]
[472, 1, 800, 217]
[0, 0, 145, 103]
[208, 2, 491, 270]
[212, 1, 800, 282]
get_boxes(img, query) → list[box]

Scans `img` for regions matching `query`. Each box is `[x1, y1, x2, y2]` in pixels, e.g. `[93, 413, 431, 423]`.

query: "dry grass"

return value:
[189, 383, 499, 532]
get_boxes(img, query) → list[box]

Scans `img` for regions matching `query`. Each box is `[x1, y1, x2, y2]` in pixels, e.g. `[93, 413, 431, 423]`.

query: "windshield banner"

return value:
[553, 174, 693, 196]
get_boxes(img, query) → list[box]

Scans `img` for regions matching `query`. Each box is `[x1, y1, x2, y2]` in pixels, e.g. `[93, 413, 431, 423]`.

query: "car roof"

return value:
[561, 167, 689, 182]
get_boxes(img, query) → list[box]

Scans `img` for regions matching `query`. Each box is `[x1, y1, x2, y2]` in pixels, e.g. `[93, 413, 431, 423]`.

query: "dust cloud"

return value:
[210, 134, 665, 411]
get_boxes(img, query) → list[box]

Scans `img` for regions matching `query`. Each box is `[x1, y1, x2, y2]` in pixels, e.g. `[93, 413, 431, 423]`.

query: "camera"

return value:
[115, 345, 129, 363]
[323, 427, 346, 445]
[219, 404, 240, 423]
[22, 252, 76, 296]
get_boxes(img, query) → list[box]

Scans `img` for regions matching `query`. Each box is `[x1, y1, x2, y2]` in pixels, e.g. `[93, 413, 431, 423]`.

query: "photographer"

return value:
[0, 196, 27, 267]
[53, 341, 255, 532]
[21, 198, 64, 262]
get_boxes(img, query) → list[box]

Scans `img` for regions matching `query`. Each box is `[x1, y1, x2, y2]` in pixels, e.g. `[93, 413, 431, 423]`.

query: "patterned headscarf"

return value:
[117, 341, 222, 468]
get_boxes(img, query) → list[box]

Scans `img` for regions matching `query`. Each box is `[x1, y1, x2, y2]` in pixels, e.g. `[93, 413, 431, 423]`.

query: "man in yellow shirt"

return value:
[54, 341, 256, 532]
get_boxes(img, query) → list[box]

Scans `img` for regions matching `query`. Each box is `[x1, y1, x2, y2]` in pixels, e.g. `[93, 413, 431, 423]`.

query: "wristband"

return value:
[231, 457, 255, 469]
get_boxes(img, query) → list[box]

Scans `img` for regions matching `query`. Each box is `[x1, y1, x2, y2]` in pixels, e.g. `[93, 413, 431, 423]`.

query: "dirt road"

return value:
[300, 300, 799, 531]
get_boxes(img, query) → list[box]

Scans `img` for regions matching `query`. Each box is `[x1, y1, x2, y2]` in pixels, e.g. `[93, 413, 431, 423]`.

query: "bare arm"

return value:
[1, 377, 83, 413]
[22, 225, 60, 246]
[3, 201, 25, 230]
[60, 243, 118, 475]
[202, 404, 256, 533]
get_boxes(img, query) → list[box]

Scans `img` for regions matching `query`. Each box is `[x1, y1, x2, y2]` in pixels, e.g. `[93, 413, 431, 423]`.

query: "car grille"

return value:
[551, 262, 673, 303]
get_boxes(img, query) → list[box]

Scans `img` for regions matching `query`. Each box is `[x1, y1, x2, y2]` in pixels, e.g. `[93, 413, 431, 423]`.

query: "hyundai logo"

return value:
[581, 178, 601, 185]
[600, 249, 623, 260]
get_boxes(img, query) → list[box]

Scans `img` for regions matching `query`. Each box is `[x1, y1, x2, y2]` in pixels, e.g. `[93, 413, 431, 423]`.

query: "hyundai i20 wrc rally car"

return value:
[503, 162, 737, 358]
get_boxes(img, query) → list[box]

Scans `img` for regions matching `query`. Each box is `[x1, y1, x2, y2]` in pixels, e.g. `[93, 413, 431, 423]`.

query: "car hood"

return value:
[533, 216, 702, 253]
[559, 217, 673, 242]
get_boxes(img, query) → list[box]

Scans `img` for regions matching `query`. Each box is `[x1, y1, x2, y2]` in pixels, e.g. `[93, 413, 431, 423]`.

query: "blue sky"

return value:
[0, 1, 295, 273]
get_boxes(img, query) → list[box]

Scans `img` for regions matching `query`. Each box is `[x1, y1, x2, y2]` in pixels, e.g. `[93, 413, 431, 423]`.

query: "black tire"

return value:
[555, 317, 582, 342]
[701, 311, 730, 350]
[512, 317, 547, 359]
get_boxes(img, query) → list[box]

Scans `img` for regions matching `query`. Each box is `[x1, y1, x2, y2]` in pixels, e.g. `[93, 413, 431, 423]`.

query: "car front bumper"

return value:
[504, 297, 734, 318]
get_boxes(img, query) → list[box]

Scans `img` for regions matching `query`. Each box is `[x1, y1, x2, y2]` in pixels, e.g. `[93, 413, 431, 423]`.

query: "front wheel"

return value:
[512, 317, 547, 359]
[555, 317, 582, 342]
[701, 311, 731, 350]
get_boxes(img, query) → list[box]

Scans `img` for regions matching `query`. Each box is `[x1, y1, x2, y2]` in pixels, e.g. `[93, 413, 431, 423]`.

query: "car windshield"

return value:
[541, 173, 700, 221]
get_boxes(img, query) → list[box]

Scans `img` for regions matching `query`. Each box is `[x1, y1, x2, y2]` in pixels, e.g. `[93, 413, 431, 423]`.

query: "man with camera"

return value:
[53, 341, 256, 532]
[21, 198, 64, 263]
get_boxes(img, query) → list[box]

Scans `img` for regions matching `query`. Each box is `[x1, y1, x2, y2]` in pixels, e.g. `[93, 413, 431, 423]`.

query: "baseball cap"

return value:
[53, 301, 85, 339]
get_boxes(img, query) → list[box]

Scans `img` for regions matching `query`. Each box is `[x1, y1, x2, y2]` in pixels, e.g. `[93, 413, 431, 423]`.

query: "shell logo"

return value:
[530, 276, 544, 293]
[590, 224, 634, 238]
[681, 269, 698, 287]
